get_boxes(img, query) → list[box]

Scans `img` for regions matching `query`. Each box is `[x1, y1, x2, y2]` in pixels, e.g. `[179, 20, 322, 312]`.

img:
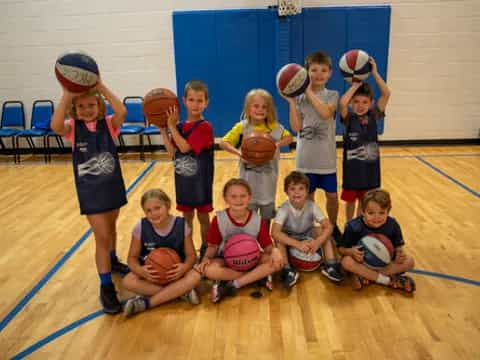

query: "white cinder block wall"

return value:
[0, 0, 479, 144]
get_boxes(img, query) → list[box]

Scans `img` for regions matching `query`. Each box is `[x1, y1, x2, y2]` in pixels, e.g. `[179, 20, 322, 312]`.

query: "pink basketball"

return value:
[276, 63, 310, 97]
[223, 233, 261, 272]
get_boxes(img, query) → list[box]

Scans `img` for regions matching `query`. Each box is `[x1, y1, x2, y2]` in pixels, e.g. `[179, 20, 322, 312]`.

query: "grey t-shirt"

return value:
[295, 88, 339, 174]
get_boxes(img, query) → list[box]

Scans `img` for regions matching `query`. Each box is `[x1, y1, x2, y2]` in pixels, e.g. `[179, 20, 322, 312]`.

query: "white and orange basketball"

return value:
[55, 51, 99, 93]
[276, 63, 309, 97]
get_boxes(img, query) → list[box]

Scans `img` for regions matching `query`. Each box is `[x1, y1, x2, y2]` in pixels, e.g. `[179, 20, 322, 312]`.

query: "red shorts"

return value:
[176, 203, 213, 213]
[341, 189, 368, 202]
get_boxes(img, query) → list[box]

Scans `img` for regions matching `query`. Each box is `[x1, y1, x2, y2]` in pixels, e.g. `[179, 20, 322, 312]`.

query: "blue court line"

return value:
[0, 161, 157, 333]
[10, 267, 480, 359]
[410, 269, 480, 286]
[415, 156, 480, 198]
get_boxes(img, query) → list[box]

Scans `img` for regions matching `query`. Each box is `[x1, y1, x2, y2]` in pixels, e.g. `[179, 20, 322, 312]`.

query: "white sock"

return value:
[376, 273, 391, 285]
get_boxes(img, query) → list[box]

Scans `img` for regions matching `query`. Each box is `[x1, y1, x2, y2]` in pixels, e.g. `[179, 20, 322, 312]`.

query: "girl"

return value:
[51, 81, 129, 314]
[195, 179, 283, 303]
[337, 189, 416, 293]
[122, 189, 201, 317]
[219, 89, 293, 225]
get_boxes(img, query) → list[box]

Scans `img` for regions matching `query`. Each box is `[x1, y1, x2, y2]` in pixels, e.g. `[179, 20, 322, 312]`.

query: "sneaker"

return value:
[281, 267, 299, 288]
[100, 283, 122, 314]
[389, 275, 416, 294]
[211, 281, 236, 303]
[332, 225, 342, 245]
[124, 296, 148, 317]
[111, 259, 130, 276]
[180, 288, 201, 305]
[352, 274, 371, 290]
[257, 275, 273, 291]
[321, 263, 344, 283]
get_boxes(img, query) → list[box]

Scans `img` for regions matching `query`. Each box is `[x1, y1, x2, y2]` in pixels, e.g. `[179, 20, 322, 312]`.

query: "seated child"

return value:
[337, 189, 416, 293]
[122, 189, 201, 317]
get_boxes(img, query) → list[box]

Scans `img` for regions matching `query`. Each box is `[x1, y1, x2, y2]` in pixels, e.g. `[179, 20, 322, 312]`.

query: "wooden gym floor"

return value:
[0, 146, 479, 359]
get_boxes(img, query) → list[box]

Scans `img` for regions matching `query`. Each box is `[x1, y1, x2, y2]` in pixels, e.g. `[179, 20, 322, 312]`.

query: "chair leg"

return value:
[45, 136, 50, 163]
[15, 136, 20, 163]
[140, 134, 145, 161]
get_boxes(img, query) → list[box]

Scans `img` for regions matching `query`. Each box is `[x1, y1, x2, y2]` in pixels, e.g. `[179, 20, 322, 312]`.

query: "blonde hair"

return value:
[242, 88, 279, 129]
[222, 178, 252, 198]
[140, 189, 172, 209]
[184, 80, 209, 100]
[69, 89, 106, 120]
[361, 189, 392, 212]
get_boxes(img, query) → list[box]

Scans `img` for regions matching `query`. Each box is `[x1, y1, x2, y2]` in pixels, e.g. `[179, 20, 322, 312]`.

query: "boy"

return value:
[282, 51, 342, 242]
[337, 189, 416, 293]
[338, 57, 391, 221]
[160, 80, 214, 259]
[271, 171, 343, 288]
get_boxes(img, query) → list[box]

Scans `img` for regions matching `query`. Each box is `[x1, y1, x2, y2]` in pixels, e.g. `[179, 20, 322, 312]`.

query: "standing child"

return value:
[195, 178, 283, 303]
[219, 89, 293, 226]
[338, 57, 391, 221]
[272, 171, 343, 288]
[281, 51, 342, 242]
[122, 189, 201, 317]
[51, 81, 130, 314]
[160, 80, 214, 258]
[337, 189, 416, 293]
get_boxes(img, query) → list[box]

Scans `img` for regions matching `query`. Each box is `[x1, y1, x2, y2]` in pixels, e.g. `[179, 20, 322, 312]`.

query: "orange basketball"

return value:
[142, 88, 180, 128]
[240, 132, 276, 165]
[144, 247, 181, 285]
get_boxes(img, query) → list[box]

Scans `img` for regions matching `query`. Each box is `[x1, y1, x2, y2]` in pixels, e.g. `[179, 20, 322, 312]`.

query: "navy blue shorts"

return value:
[305, 173, 337, 193]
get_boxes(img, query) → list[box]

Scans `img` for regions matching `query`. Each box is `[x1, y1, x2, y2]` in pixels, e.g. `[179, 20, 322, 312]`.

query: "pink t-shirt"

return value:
[132, 216, 191, 240]
[64, 115, 120, 146]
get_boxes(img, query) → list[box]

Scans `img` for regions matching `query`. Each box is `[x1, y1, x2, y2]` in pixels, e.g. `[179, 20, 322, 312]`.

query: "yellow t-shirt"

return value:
[223, 121, 291, 146]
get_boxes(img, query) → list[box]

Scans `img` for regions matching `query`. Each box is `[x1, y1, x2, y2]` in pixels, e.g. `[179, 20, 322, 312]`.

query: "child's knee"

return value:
[341, 255, 355, 270]
[122, 272, 137, 290]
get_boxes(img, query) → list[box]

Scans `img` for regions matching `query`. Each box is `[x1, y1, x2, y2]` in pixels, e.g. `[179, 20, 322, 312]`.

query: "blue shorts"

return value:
[305, 173, 337, 194]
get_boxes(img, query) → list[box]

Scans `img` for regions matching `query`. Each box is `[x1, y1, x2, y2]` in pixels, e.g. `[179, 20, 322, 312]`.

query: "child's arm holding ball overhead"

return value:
[51, 90, 75, 136]
[369, 57, 391, 113]
[95, 80, 126, 129]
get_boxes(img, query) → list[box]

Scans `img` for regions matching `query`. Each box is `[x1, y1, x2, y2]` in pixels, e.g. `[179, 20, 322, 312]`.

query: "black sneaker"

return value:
[111, 259, 130, 276]
[321, 263, 344, 283]
[100, 283, 122, 314]
[332, 225, 342, 245]
[281, 267, 299, 288]
[211, 281, 236, 303]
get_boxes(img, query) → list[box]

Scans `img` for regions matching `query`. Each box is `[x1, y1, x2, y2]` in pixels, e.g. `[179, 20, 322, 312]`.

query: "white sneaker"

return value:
[180, 288, 200, 305]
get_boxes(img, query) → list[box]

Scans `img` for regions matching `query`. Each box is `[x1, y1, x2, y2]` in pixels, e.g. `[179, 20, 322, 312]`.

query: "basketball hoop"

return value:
[277, 0, 302, 16]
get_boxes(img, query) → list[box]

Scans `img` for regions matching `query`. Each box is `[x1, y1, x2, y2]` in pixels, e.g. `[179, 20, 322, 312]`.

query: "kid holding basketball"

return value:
[122, 189, 201, 317]
[337, 189, 416, 293]
[160, 80, 214, 259]
[195, 178, 283, 303]
[339, 57, 391, 221]
[219, 89, 293, 225]
[51, 80, 130, 314]
[272, 171, 343, 287]
[281, 51, 342, 242]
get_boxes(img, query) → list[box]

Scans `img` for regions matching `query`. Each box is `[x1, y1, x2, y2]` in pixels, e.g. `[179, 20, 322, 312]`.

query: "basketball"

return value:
[54, 51, 99, 93]
[276, 63, 310, 97]
[339, 49, 372, 83]
[240, 132, 277, 165]
[142, 88, 180, 128]
[359, 233, 395, 269]
[288, 247, 323, 272]
[145, 247, 181, 285]
[223, 233, 261, 272]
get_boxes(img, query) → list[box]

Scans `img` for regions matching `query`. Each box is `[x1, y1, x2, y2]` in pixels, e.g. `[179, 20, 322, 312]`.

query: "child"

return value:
[281, 51, 342, 242]
[219, 89, 293, 225]
[122, 189, 201, 317]
[272, 171, 343, 287]
[338, 57, 391, 221]
[337, 189, 416, 293]
[160, 80, 214, 258]
[195, 178, 283, 303]
[51, 80, 130, 314]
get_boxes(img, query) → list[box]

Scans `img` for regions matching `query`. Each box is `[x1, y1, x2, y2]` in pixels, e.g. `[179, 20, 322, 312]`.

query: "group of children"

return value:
[51, 50, 416, 317]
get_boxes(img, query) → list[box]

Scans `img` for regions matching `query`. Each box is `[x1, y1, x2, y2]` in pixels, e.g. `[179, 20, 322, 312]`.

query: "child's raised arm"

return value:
[304, 82, 337, 121]
[339, 81, 363, 119]
[96, 80, 126, 129]
[51, 91, 74, 136]
[370, 57, 391, 113]
[280, 92, 302, 133]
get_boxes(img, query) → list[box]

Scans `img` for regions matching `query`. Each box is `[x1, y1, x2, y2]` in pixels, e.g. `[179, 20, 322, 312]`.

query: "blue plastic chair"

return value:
[15, 100, 53, 163]
[0, 101, 26, 163]
[119, 96, 145, 160]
